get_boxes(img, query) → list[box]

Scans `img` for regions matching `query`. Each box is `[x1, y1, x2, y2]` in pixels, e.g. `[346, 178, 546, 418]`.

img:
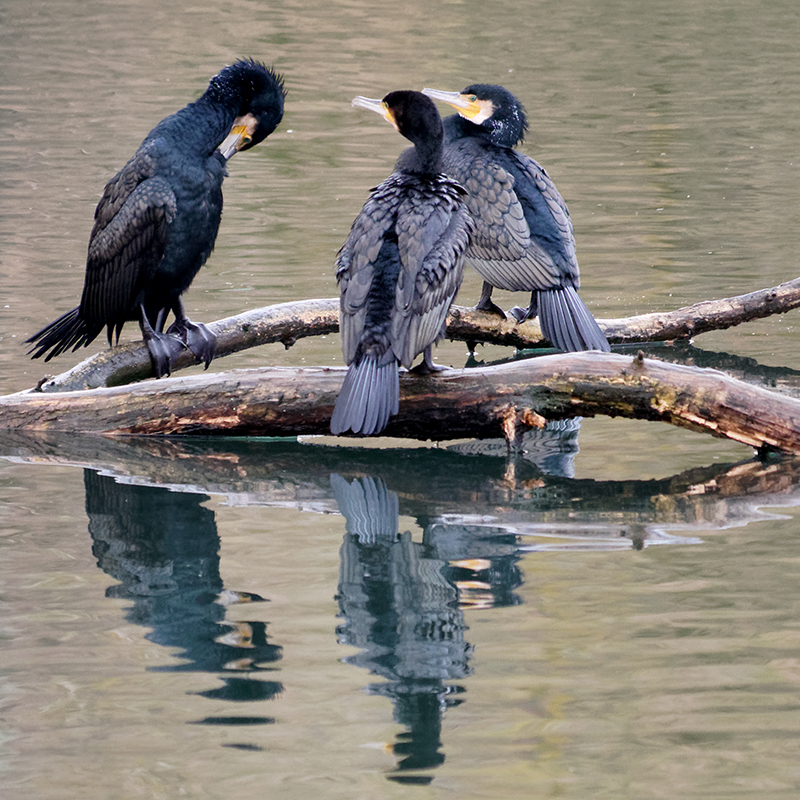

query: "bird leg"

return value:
[166, 297, 217, 369]
[139, 305, 187, 379]
[508, 291, 538, 323]
[409, 345, 448, 374]
[474, 280, 507, 319]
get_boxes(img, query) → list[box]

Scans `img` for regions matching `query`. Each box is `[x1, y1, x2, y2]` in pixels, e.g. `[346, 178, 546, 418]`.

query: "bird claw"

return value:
[167, 319, 217, 369]
[508, 305, 536, 323]
[474, 297, 507, 319]
[409, 361, 447, 375]
[144, 331, 187, 378]
[409, 350, 447, 375]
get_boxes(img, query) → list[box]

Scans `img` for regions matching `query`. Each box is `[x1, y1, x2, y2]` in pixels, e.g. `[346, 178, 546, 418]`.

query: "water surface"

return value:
[3, 0, 800, 797]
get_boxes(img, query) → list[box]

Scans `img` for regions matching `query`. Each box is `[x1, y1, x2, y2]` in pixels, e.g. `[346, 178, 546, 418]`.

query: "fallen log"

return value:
[3, 351, 800, 454]
[21, 276, 800, 393]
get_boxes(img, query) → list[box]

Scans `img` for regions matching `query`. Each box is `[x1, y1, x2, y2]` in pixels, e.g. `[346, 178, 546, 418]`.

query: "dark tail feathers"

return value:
[26, 307, 101, 361]
[538, 286, 609, 352]
[330, 355, 400, 435]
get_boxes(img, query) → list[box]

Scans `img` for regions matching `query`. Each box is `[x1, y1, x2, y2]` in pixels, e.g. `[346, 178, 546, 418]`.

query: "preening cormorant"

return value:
[330, 91, 473, 436]
[422, 84, 609, 352]
[27, 59, 286, 377]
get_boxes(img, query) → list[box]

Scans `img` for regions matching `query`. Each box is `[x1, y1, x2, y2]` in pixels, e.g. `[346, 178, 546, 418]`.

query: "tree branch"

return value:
[6, 277, 800, 453]
[22, 276, 800, 394]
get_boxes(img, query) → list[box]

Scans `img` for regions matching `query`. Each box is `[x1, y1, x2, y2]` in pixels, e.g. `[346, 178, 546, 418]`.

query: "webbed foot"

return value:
[139, 304, 186, 378]
[144, 330, 187, 378]
[508, 305, 536, 323]
[475, 298, 508, 319]
[168, 318, 217, 369]
[474, 280, 507, 319]
[508, 292, 539, 324]
[409, 347, 447, 375]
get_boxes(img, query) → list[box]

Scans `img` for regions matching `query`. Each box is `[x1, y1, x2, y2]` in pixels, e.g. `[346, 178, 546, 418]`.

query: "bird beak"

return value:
[219, 113, 258, 160]
[422, 88, 484, 121]
[351, 96, 398, 130]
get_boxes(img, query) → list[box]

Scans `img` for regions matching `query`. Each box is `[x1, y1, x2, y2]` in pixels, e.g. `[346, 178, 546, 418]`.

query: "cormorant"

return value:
[27, 59, 286, 377]
[422, 84, 609, 352]
[330, 91, 473, 436]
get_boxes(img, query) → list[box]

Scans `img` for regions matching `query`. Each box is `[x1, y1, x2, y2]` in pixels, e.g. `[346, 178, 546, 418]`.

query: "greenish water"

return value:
[3, 0, 800, 797]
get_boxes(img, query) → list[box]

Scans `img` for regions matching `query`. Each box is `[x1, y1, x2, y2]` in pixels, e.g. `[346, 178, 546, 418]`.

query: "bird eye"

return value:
[241, 134, 253, 147]
[468, 95, 478, 102]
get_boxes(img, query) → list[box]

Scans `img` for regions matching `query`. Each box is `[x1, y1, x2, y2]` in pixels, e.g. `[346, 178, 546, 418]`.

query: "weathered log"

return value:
[4, 352, 800, 454]
[22, 276, 800, 393]
[598, 276, 800, 343]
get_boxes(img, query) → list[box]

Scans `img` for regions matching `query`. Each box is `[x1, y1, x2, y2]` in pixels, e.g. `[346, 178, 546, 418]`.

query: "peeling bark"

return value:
[4, 352, 800, 454]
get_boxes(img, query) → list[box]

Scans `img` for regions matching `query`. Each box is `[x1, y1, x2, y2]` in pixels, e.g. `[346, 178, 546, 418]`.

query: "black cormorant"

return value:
[330, 91, 473, 436]
[27, 59, 286, 377]
[422, 84, 609, 352]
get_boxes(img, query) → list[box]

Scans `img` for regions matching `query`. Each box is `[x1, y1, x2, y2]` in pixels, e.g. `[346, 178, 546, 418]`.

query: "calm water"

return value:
[3, 0, 800, 797]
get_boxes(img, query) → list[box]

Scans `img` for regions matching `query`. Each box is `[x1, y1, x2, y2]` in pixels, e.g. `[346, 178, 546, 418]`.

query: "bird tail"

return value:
[538, 286, 610, 352]
[25, 307, 99, 361]
[330, 355, 400, 435]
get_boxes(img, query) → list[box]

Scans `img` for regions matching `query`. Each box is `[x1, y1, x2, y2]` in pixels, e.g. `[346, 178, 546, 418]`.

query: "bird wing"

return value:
[391, 179, 472, 369]
[335, 189, 397, 365]
[80, 143, 176, 327]
[444, 140, 530, 260]
[507, 150, 579, 285]
[89, 140, 160, 238]
[444, 139, 579, 291]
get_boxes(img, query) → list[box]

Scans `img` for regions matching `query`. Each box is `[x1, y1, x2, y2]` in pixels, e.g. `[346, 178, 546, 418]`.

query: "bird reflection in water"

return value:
[331, 473, 523, 784]
[332, 473, 467, 782]
[448, 417, 582, 478]
[83, 469, 282, 741]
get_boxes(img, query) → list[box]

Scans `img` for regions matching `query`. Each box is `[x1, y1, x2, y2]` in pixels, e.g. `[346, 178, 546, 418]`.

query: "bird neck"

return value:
[150, 95, 238, 157]
[443, 113, 488, 144]
[395, 137, 443, 176]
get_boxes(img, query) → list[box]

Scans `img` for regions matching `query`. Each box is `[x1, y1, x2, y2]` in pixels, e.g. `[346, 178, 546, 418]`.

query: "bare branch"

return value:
[20, 276, 800, 394]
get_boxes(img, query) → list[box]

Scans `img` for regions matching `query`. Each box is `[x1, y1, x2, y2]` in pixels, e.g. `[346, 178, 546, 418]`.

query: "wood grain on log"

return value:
[4, 352, 800, 454]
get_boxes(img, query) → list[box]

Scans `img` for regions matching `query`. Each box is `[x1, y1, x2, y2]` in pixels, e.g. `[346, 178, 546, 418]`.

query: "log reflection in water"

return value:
[7, 433, 800, 780]
[3, 432, 800, 548]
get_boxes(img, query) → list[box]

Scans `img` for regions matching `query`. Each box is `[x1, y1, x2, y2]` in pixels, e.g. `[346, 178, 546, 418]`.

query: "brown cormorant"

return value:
[330, 91, 473, 436]
[422, 84, 609, 352]
[27, 59, 286, 377]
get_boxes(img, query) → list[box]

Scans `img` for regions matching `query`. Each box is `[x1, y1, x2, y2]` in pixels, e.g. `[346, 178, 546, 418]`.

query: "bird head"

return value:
[351, 91, 443, 148]
[213, 59, 286, 159]
[422, 84, 528, 147]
